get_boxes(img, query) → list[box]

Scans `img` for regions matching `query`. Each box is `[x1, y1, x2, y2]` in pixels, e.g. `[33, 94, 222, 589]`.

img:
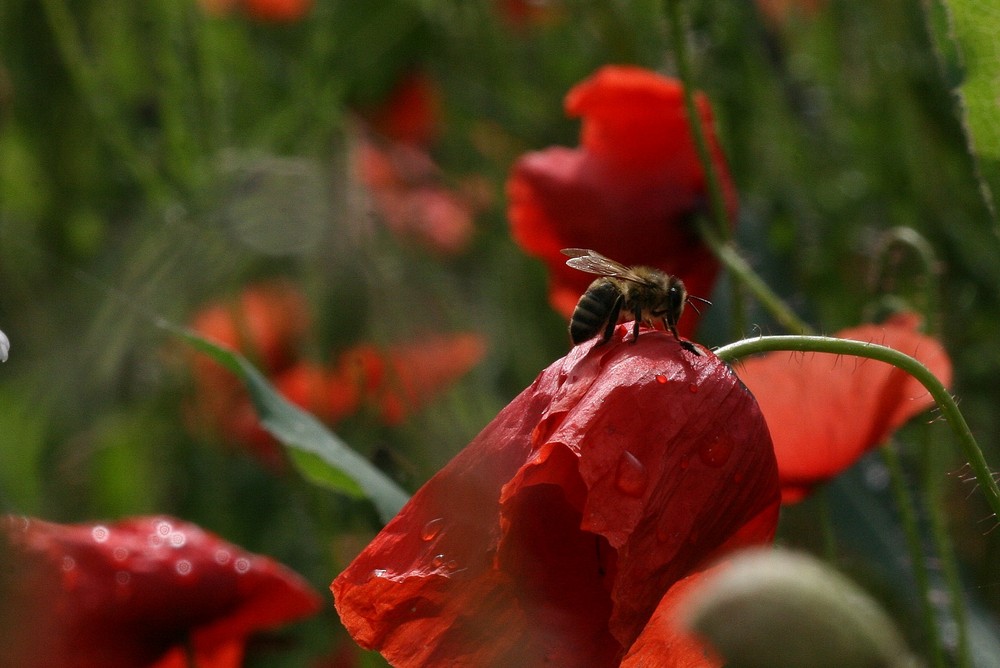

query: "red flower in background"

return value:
[507, 65, 737, 336]
[352, 72, 489, 255]
[332, 334, 488, 426]
[198, 0, 312, 22]
[333, 325, 779, 666]
[734, 312, 953, 503]
[187, 281, 487, 463]
[0, 515, 321, 668]
[364, 72, 442, 147]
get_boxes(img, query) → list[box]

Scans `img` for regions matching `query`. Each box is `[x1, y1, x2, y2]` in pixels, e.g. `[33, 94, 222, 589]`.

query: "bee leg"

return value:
[632, 310, 643, 342]
[600, 293, 624, 344]
[663, 317, 702, 356]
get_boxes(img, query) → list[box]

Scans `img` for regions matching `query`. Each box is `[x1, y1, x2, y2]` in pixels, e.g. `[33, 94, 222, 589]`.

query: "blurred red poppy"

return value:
[187, 280, 312, 467]
[364, 72, 442, 147]
[0, 515, 321, 668]
[733, 312, 953, 503]
[198, 0, 312, 22]
[495, 0, 565, 28]
[332, 324, 779, 666]
[352, 138, 480, 255]
[507, 65, 737, 335]
[186, 282, 487, 462]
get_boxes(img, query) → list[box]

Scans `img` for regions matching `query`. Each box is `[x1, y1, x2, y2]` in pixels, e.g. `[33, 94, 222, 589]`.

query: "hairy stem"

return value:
[715, 335, 1000, 521]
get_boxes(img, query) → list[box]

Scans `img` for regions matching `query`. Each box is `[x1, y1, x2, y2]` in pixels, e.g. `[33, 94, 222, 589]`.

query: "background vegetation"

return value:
[2, 0, 999, 664]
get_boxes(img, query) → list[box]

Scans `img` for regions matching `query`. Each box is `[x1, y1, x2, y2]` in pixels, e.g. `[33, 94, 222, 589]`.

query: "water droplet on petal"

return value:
[421, 518, 445, 541]
[655, 374, 668, 384]
[115, 571, 131, 586]
[699, 435, 734, 467]
[688, 383, 699, 394]
[175, 559, 192, 576]
[679, 456, 691, 471]
[169, 531, 186, 548]
[61, 556, 76, 572]
[234, 557, 251, 574]
[91, 525, 109, 543]
[431, 554, 445, 567]
[214, 549, 232, 565]
[373, 568, 388, 578]
[156, 521, 172, 537]
[614, 451, 648, 497]
[446, 560, 458, 570]
[113, 546, 129, 561]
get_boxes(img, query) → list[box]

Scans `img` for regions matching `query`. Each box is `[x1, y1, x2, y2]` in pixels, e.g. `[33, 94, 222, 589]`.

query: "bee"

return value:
[562, 248, 706, 353]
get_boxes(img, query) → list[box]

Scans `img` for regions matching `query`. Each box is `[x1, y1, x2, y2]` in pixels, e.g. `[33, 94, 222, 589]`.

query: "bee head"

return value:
[664, 277, 688, 326]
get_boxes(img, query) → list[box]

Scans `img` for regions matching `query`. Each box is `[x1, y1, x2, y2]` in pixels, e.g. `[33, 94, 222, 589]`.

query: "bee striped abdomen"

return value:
[569, 279, 623, 344]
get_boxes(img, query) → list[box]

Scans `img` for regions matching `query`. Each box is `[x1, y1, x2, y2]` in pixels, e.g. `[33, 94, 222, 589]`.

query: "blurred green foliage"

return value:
[2, 0, 1000, 664]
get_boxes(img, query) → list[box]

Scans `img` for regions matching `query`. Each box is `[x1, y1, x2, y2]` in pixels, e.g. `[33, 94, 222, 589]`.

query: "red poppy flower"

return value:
[190, 280, 310, 377]
[0, 515, 321, 668]
[334, 333, 487, 425]
[507, 65, 738, 334]
[352, 139, 478, 255]
[186, 281, 312, 465]
[365, 72, 443, 147]
[332, 324, 779, 666]
[733, 312, 953, 503]
[242, 0, 312, 22]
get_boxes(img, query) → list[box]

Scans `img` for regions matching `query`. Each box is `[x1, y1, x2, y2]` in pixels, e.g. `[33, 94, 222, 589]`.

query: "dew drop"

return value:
[168, 531, 186, 548]
[214, 549, 232, 565]
[234, 557, 251, 574]
[373, 569, 388, 578]
[115, 571, 131, 586]
[688, 383, 699, 394]
[61, 556, 76, 572]
[614, 451, 648, 497]
[679, 456, 691, 471]
[655, 374, 668, 384]
[113, 546, 129, 562]
[699, 436, 734, 467]
[156, 521, 172, 537]
[421, 518, 445, 542]
[431, 554, 446, 568]
[446, 560, 458, 570]
[91, 525, 109, 543]
[175, 559, 192, 576]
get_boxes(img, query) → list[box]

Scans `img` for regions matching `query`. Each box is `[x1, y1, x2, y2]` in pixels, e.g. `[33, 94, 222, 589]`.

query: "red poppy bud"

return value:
[733, 312, 953, 502]
[333, 325, 779, 666]
[0, 515, 321, 668]
[507, 65, 737, 333]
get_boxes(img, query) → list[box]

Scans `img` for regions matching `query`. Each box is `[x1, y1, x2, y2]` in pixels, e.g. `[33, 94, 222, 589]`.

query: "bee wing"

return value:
[561, 248, 656, 286]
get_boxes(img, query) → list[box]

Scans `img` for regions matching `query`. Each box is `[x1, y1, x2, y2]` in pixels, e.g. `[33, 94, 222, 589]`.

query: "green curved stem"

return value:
[715, 335, 1000, 521]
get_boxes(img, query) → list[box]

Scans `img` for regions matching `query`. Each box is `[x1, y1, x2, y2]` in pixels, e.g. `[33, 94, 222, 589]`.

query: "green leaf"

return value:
[170, 324, 410, 524]
[935, 0, 1000, 218]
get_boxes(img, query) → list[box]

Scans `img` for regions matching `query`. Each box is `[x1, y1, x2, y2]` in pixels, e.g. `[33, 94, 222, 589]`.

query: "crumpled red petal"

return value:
[507, 65, 736, 333]
[333, 325, 779, 666]
[733, 312, 953, 503]
[0, 515, 322, 668]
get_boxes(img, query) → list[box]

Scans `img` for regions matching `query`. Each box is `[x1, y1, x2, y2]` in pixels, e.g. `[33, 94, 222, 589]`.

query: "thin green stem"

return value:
[699, 222, 813, 334]
[922, 426, 971, 667]
[880, 442, 946, 667]
[40, 0, 167, 202]
[664, 0, 731, 242]
[665, 1, 810, 335]
[715, 335, 1000, 521]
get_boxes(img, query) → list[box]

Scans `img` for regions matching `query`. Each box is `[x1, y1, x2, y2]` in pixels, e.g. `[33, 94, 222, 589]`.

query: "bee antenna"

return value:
[685, 295, 712, 315]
